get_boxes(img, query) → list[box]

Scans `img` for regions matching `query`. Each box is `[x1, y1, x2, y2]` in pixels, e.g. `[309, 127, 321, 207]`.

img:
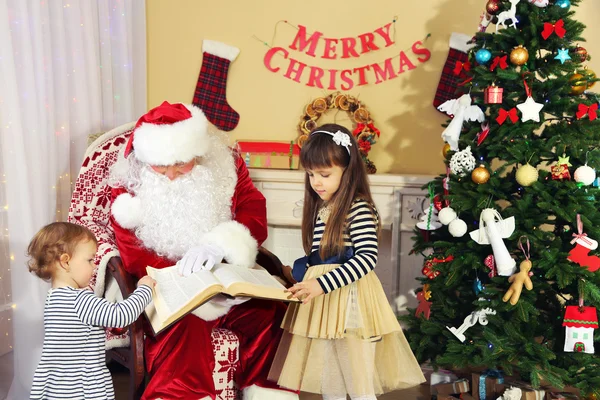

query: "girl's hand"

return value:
[286, 278, 324, 304]
[138, 276, 157, 289]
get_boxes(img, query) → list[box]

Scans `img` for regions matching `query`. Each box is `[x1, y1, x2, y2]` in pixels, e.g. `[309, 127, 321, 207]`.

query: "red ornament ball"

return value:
[574, 46, 588, 63]
[486, 0, 501, 15]
[433, 195, 444, 211]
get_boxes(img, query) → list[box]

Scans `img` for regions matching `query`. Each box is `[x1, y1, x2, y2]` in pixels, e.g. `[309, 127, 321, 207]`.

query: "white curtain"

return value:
[0, 0, 147, 398]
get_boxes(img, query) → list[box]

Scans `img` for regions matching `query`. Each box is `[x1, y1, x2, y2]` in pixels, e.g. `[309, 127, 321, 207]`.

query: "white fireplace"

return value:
[249, 169, 433, 316]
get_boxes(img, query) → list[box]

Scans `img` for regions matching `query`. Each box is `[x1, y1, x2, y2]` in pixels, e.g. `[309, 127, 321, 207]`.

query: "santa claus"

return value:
[108, 101, 298, 400]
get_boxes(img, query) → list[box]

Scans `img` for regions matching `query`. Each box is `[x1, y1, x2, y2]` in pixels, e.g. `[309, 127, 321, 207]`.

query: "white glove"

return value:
[177, 244, 225, 276]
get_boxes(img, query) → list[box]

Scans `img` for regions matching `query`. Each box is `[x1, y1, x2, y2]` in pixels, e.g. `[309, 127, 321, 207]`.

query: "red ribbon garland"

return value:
[453, 60, 471, 75]
[490, 55, 508, 72]
[496, 108, 518, 125]
[353, 122, 381, 137]
[576, 103, 598, 121]
[541, 19, 566, 40]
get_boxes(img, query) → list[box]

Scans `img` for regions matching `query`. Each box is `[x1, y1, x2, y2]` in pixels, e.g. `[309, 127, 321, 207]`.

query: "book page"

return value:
[212, 264, 285, 291]
[212, 264, 297, 302]
[147, 266, 221, 317]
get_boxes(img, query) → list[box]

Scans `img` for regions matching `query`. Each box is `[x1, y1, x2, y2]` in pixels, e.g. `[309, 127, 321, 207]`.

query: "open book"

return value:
[144, 263, 298, 335]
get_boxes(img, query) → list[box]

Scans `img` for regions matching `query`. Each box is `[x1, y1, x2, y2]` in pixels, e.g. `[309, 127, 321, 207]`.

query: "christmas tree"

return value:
[403, 0, 600, 396]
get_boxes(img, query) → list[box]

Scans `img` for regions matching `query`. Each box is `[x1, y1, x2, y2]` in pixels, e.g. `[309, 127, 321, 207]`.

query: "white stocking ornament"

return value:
[470, 209, 517, 276]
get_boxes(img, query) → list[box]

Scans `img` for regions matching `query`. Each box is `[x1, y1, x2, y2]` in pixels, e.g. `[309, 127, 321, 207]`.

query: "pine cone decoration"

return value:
[365, 159, 377, 174]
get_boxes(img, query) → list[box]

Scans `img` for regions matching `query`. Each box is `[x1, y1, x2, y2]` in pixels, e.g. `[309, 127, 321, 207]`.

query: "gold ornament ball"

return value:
[510, 46, 529, 66]
[442, 143, 452, 159]
[582, 68, 597, 89]
[570, 73, 587, 95]
[472, 165, 490, 184]
[516, 164, 539, 186]
[587, 394, 598, 400]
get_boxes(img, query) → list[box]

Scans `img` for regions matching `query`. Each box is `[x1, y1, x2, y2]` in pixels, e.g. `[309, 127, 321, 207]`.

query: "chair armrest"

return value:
[106, 256, 145, 380]
[256, 247, 294, 287]
[107, 256, 137, 297]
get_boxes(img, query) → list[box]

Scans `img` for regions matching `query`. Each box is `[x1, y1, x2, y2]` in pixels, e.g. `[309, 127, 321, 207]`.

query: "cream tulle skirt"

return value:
[268, 264, 425, 396]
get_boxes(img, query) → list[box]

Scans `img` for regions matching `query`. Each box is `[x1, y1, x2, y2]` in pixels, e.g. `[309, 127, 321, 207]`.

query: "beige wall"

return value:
[147, 0, 600, 175]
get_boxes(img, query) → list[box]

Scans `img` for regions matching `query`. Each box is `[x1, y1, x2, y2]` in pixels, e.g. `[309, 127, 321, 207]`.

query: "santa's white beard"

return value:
[133, 165, 234, 260]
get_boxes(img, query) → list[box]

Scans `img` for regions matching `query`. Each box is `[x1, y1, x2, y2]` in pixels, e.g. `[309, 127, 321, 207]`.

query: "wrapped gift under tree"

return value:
[472, 370, 506, 400]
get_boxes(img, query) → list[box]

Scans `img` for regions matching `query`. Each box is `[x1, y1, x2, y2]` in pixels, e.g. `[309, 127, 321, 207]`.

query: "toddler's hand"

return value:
[137, 276, 157, 289]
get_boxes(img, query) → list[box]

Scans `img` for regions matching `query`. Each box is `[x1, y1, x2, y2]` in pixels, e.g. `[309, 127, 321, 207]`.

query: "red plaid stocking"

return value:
[433, 33, 475, 111]
[192, 40, 240, 131]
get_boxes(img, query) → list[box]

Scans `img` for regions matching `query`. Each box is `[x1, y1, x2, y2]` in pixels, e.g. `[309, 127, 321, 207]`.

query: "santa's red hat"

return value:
[125, 101, 209, 165]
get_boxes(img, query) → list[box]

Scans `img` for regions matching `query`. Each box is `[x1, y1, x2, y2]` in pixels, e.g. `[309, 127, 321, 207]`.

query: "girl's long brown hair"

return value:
[300, 123, 379, 258]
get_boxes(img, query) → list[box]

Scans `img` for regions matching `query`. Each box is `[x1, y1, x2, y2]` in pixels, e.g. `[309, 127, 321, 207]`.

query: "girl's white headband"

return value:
[311, 130, 352, 155]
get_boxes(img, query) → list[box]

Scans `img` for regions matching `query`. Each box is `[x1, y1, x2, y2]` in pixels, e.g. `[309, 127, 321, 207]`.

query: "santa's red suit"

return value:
[109, 101, 297, 400]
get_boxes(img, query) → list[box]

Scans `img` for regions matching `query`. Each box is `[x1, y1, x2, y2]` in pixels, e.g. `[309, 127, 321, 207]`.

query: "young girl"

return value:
[27, 222, 155, 400]
[269, 124, 425, 399]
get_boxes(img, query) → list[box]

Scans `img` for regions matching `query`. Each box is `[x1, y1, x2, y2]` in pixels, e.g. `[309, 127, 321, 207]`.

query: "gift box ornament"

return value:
[484, 84, 503, 104]
[236, 141, 300, 170]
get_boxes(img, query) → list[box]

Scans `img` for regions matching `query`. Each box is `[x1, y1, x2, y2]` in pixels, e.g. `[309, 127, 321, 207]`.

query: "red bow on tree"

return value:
[353, 122, 380, 137]
[541, 19, 566, 40]
[422, 255, 454, 279]
[576, 103, 598, 121]
[453, 60, 471, 75]
[496, 108, 518, 125]
[490, 55, 508, 72]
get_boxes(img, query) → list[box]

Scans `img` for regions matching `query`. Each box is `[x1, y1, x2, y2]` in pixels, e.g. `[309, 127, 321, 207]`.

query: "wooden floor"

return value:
[111, 362, 431, 400]
[0, 353, 429, 400]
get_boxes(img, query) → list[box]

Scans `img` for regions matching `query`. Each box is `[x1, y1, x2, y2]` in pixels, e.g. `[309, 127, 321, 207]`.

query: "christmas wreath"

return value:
[297, 92, 379, 173]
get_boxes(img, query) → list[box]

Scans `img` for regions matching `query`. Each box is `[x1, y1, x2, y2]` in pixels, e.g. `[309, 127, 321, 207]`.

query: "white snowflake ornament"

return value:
[449, 146, 476, 176]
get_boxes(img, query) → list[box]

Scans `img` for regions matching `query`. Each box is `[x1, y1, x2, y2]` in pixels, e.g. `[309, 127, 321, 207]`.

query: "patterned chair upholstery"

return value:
[68, 122, 288, 400]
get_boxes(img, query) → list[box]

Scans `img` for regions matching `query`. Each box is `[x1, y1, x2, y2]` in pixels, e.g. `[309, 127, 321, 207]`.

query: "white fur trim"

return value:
[202, 39, 240, 61]
[449, 32, 476, 53]
[205, 221, 258, 268]
[111, 193, 143, 229]
[133, 105, 210, 165]
[242, 385, 299, 400]
[191, 300, 232, 321]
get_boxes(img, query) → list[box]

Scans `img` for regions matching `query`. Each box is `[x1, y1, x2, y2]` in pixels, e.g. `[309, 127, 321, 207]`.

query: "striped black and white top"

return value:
[315, 199, 379, 294]
[30, 285, 153, 400]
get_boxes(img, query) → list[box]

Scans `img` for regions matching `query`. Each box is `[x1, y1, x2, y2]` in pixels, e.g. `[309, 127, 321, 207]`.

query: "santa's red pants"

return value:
[142, 299, 289, 400]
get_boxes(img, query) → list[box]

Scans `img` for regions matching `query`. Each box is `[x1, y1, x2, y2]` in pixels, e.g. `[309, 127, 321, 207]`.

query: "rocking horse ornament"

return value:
[496, 0, 521, 32]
